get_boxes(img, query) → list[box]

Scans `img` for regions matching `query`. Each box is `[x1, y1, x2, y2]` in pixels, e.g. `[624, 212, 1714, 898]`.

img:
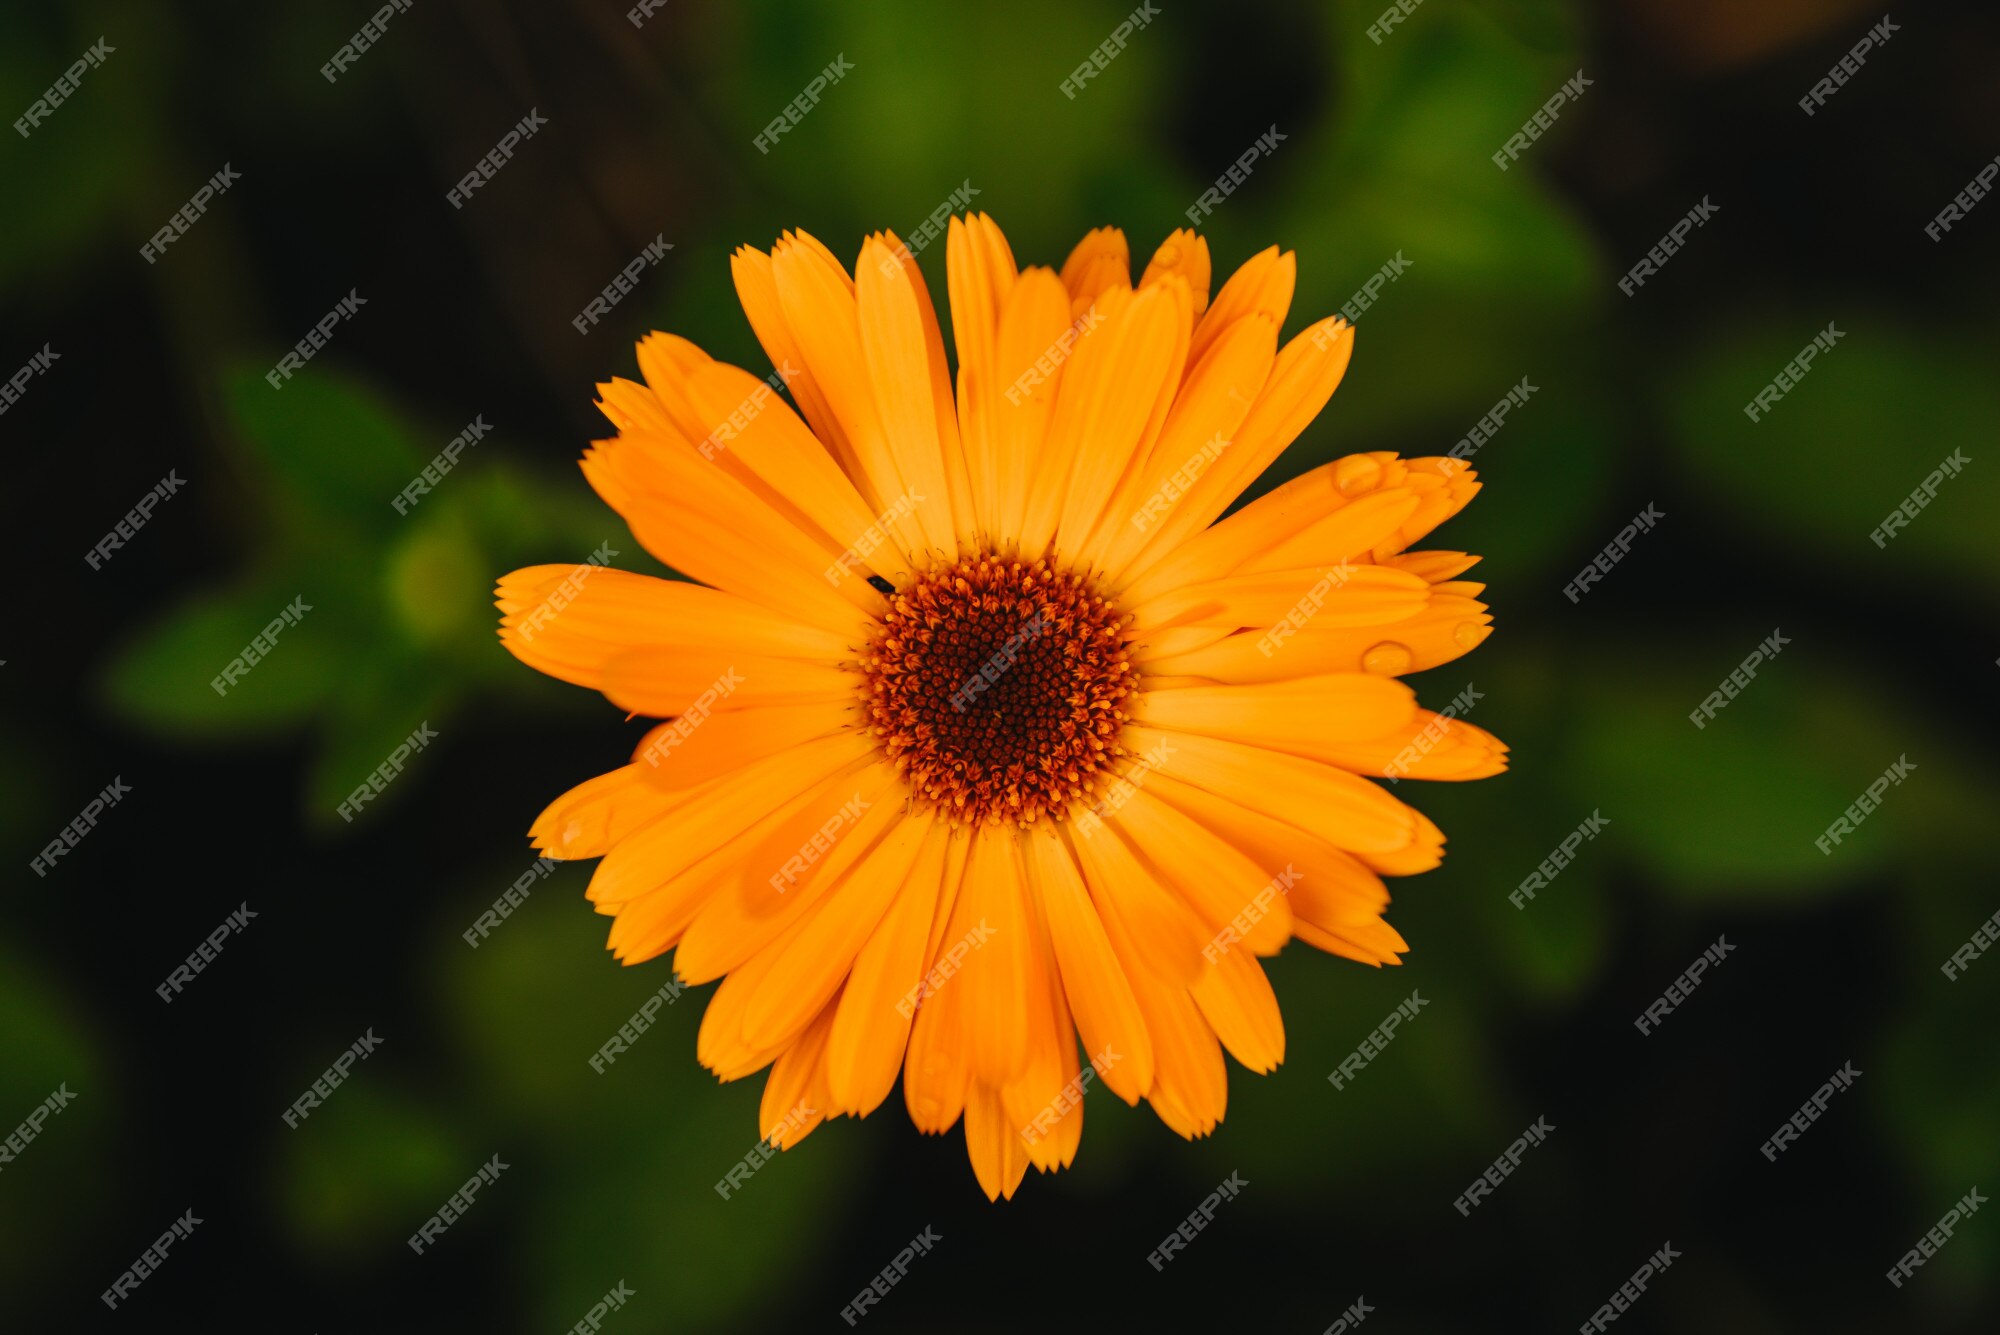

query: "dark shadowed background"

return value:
[4, 0, 1998, 1330]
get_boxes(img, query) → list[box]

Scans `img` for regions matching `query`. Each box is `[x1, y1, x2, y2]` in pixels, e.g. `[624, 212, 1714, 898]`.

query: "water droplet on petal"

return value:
[1362, 641, 1412, 675]
[1453, 621, 1489, 650]
[1334, 455, 1383, 496]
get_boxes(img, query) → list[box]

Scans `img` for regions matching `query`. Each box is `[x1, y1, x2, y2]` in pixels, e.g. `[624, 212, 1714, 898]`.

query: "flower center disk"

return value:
[861, 554, 1135, 827]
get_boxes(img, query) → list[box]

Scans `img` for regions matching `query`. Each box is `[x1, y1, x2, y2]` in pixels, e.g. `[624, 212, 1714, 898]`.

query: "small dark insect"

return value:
[867, 574, 895, 594]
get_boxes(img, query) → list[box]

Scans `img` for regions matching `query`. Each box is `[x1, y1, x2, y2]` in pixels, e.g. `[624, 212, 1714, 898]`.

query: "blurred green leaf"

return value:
[1662, 320, 2000, 588]
[99, 574, 353, 737]
[308, 652, 455, 831]
[280, 1083, 469, 1259]
[225, 364, 425, 531]
[1564, 653, 1918, 897]
[0, 946, 111, 1294]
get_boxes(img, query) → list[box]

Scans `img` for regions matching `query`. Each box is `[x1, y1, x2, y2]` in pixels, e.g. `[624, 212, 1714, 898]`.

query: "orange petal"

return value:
[1140, 229, 1212, 316]
[1133, 673, 1418, 757]
[826, 819, 952, 1115]
[1023, 822, 1155, 1104]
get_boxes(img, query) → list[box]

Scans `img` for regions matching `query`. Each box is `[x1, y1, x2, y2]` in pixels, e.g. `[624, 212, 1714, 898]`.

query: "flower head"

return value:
[497, 216, 1506, 1198]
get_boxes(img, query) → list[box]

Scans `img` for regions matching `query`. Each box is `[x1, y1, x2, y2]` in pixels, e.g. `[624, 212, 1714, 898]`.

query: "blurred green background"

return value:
[4, 0, 1998, 1329]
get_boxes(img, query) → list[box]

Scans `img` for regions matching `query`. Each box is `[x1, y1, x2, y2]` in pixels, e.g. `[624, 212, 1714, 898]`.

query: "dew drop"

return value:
[1453, 621, 1488, 650]
[1334, 455, 1383, 496]
[1362, 641, 1412, 675]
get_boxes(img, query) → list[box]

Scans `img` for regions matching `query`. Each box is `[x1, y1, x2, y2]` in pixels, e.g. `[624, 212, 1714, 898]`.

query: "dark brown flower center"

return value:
[861, 554, 1135, 827]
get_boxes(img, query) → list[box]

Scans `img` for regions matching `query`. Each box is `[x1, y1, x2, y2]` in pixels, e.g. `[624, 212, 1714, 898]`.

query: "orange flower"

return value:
[497, 217, 1506, 1199]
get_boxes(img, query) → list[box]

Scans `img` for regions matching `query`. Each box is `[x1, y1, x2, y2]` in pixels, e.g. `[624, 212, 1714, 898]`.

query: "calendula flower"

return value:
[497, 215, 1506, 1199]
